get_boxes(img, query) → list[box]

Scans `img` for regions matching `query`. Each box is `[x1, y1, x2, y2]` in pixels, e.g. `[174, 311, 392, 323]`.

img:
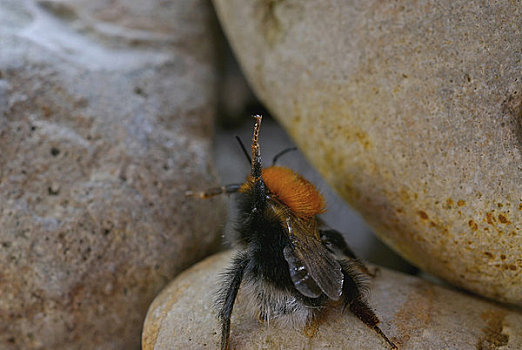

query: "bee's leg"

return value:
[185, 184, 241, 199]
[340, 261, 398, 349]
[216, 252, 249, 350]
[320, 228, 377, 277]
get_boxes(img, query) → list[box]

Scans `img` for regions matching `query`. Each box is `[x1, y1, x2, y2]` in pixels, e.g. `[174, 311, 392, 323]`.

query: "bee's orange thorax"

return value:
[261, 166, 325, 218]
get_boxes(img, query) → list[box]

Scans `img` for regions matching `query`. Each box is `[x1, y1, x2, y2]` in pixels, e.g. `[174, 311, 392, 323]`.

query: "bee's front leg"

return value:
[216, 252, 249, 350]
[185, 184, 241, 199]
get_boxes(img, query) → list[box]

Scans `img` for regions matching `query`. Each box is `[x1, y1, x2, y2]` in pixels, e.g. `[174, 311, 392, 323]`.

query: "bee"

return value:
[186, 115, 397, 349]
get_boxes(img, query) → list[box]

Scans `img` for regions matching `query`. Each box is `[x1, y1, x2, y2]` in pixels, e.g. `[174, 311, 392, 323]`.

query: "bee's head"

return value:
[239, 115, 325, 218]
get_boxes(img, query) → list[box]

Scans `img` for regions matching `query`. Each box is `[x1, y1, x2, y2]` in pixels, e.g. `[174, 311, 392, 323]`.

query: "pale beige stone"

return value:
[143, 251, 522, 350]
[0, 0, 223, 348]
[212, 0, 522, 304]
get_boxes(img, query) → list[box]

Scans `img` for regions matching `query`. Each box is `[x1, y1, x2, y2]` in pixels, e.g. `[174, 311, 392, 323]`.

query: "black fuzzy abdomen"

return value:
[236, 193, 325, 309]
[247, 215, 295, 291]
[236, 191, 294, 289]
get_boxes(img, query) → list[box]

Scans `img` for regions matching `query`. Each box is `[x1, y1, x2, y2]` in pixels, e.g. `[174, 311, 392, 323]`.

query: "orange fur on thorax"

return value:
[261, 166, 325, 218]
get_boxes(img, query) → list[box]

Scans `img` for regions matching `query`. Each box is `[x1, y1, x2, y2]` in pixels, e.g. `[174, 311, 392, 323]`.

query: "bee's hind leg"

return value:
[340, 260, 398, 349]
[320, 228, 377, 277]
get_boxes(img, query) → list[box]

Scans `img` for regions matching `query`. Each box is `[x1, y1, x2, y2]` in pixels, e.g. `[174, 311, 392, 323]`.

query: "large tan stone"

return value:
[143, 251, 522, 350]
[212, 0, 522, 304]
[0, 0, 223, 348]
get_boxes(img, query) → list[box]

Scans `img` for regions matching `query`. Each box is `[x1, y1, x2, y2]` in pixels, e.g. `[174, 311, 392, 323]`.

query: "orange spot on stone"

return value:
[457, 200, 466, 207]
[41, 105, 52, 117]
[478, 310, 509, 349]
[392, 284, 434, 347]
[446, 198, 454, 208]
[486, 212, 496, 225]
[484, 252, 494, 259]
[468, 220, 478, 231]
[355, 131, 371, 150]
[498, 214, 510, 224]
[418, 210, 429, 220]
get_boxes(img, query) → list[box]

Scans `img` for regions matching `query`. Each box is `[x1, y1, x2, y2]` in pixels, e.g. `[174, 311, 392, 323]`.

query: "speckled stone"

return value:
[143, 251, 522, 350]
[212, 0, 522, 304]
[0, 0, 223, 349]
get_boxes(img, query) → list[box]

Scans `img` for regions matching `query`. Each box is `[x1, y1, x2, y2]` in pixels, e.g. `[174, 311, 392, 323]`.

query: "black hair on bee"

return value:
[186, 115, 397, 350]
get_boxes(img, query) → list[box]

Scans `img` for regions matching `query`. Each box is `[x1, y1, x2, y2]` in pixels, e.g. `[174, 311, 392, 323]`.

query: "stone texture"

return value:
[0, 0, 224, 349]
[212, 0, 522, 303]
[143, 251, 522, 350]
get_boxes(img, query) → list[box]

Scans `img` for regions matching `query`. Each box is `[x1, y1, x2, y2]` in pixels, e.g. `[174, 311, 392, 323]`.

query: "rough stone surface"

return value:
[212, 0, 522, 304]
[0, 0, 224, 349]
[143, 251, 522, 350]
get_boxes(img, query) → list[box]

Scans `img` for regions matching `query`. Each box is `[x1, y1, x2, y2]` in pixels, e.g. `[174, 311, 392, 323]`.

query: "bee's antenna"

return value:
[235, 136, 252, 165]
[272, 147, 297, 165]
[250, 115, 263, 179]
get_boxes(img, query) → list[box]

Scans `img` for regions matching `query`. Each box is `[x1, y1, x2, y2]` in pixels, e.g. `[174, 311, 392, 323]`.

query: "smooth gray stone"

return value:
[143, 251, 522, 350]
[0, 0, 223, 348]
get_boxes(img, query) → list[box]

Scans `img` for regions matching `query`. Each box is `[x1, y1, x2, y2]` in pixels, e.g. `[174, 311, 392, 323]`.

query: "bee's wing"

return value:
[282, 217, 344, 301]
[283, 244, 323, 298]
